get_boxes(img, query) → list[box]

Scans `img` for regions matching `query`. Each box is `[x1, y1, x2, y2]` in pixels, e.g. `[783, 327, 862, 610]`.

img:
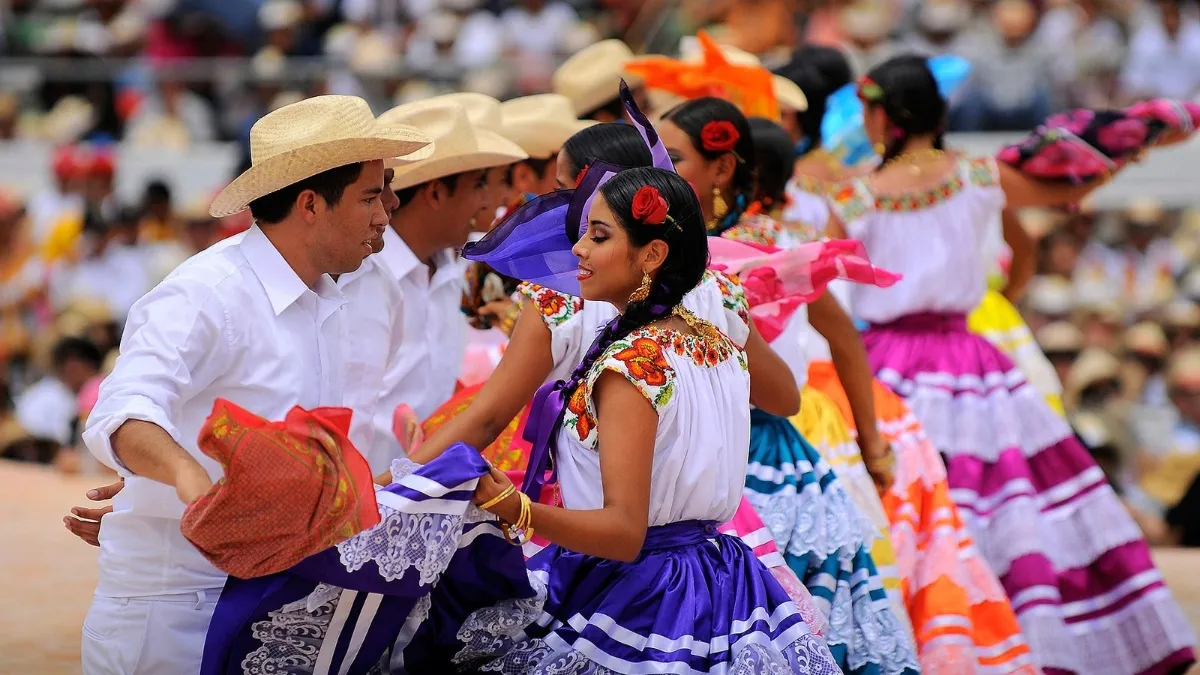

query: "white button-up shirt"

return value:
[336, 254, 405, 463]
[367, 226, 468, 466]
[84, 225, 352, 597]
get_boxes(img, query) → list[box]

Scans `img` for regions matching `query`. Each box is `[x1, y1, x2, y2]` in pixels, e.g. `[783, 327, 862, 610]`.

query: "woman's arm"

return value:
[404, 300, 554, 466]
[745, 319, 802, 417]
[997, 163, 1117, 209]
[1000, 207, 1036, 303]
[476, 371, 655, 562]
[808, 292, 892, 489]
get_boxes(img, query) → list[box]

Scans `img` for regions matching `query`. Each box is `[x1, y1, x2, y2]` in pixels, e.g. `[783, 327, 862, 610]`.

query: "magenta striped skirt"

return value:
[863, 312, 1196, 675]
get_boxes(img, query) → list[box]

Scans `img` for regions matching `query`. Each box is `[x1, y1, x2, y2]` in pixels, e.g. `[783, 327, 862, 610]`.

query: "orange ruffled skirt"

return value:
[807, 360, 1039, 675]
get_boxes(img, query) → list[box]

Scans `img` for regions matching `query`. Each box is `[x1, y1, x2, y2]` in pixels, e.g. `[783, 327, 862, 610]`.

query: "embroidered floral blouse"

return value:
[517, 270, 751, 384]
[554, 321, 750, 527]
[828, 155, 1006, 326]
[516, 272, 753, 527]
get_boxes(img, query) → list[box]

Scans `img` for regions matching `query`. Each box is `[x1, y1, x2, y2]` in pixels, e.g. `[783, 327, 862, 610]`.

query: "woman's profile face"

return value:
[571, 196, 641, 305]
[658, 119, 720, 202]
[555, 147, 577, 190]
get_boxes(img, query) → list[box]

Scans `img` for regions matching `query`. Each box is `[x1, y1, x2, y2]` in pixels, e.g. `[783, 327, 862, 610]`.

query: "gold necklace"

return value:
[885, 148, 945, 176]
[671, 305, 722, 340]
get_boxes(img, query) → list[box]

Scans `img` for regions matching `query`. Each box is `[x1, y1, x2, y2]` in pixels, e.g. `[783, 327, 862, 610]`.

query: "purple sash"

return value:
[520, 379, 569, 503]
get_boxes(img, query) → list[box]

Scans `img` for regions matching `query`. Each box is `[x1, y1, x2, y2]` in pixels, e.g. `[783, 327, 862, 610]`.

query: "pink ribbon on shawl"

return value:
[707, 237, 902, 342]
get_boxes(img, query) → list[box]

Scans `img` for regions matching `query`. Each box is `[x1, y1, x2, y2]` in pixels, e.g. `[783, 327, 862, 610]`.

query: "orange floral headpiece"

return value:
[624, 31, 780, 121]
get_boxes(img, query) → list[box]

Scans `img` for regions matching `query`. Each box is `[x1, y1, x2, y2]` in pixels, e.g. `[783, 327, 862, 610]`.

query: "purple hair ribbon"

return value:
[619, 79, 675, 172]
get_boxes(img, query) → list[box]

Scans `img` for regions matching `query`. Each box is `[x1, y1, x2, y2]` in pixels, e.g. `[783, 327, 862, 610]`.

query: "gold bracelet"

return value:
[479, 484, 516, 511]
[863, 451, 896, 474]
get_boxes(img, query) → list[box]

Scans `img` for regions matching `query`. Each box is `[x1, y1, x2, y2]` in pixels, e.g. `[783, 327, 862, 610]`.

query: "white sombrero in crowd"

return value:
[498, 94, 596, 160]
[552, 39, 643, 117]
[210, 95, 434, 218]
[379, 102, 528, 191]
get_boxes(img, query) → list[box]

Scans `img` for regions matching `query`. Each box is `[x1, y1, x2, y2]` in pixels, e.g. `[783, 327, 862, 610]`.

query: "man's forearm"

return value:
[110, 419, 198, 487]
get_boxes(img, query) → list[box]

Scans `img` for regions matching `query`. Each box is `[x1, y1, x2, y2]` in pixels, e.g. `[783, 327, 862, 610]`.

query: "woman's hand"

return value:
[858, 431, 895, 494]
[473, 466, 520, 522]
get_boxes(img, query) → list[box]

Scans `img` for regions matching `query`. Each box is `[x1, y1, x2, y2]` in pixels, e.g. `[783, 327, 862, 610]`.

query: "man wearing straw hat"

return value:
[361, 100, 527, 467]
[458, 92, 595, 333]
[396, 92, 520, 231]
[552, 38, 648, 123]
[77, 95, 431, 675]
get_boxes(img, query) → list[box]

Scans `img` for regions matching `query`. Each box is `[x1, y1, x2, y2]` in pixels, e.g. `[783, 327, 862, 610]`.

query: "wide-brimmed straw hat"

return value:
[408, 92, 504, 131]
[553, 39, 643, 117]
[210, 95, 434, 218]
[381, 102, 528, 191]
[499, 94, 596, 159]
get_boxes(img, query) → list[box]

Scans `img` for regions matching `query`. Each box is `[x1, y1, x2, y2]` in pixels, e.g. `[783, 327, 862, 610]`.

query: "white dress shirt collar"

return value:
[242, 224, 344, 315]
[376, 226, 463, 287]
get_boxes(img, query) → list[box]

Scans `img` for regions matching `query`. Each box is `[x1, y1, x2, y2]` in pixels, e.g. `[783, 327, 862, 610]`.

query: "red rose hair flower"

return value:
[700, 120, 740, 153]
[631, 186, 670, 226]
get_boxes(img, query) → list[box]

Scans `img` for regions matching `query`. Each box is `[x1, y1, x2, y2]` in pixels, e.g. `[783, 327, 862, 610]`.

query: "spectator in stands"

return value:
[47, 206, 151, 321]
[1120, 0, 1200, 102]
[14, 336, 102, 452]
[125, 79, 218, 149]
[951, 0, 1058, 131]
[138, 179, 177, 244]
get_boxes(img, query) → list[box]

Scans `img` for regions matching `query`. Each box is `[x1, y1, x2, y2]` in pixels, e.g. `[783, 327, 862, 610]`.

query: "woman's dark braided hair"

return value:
[661, 97, 756, 234]
[561, 123, 654, 180]
[559, 167, 709, 403]
[774, 45, 853, 155]
[861, 55, 948, 166]
[748, 117, 797, 206]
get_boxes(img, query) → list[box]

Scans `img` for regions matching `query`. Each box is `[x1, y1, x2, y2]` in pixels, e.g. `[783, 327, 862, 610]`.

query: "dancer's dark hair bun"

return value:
[662, 97, 757, 215]
[561, 123, 654, 180]
[748, 117, 796, 205]
[862, 55, 948, 165]
[775, 45, 853, 152]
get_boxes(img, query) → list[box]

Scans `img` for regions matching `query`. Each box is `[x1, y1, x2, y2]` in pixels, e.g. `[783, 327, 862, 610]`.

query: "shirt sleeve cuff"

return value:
[82, 398, 180, 477]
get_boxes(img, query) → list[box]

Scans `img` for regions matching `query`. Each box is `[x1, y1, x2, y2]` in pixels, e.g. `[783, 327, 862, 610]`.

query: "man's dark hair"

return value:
[248, 162, 365, 224]
[583, 96, 623, 122]
[52, 337, 103, 371]
[144, 179, 171, 205]
[504, 157, 554, 186]
[395, 173, 460, 209]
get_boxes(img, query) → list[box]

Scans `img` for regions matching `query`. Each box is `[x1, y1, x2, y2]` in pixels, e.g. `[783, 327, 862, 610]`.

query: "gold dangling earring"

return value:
[711, 187, 729, 220]
[873, 141, 887, 157]
[628, 271, 652, 304]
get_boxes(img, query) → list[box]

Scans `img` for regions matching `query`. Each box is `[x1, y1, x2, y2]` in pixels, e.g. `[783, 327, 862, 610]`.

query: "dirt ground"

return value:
[2, 459, 1199, 675]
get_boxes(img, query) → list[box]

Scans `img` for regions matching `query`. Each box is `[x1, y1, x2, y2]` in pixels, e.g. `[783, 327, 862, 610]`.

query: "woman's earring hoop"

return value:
[629, 271, 652, 303]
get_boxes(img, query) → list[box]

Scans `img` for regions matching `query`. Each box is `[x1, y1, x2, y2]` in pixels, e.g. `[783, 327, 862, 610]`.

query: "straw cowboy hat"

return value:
[1168, 346, 1200, 389]
[210, 95, 434, 218]
[380, 102, 528, 192]
[1125, 196, 1164, 227]
[1065, 348, 1121, 400]
[1124, 321, 1169, 358]
[402, 92, 504, 133]
[498, 94, 596, 159]
[553, 39, 643, 117]
[678, 37, 809, 113]
[1036, 320, 1083, 354]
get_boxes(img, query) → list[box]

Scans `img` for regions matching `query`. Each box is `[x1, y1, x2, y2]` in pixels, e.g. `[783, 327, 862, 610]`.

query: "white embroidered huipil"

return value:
[368, 226, 469, 466]
[835, 157, 1005, 325]
[83, 225, 351, 598]
[516, 272, 752, 524]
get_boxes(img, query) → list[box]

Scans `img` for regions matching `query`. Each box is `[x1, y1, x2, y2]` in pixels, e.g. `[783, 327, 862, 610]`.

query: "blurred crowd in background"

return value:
[2, 0, 1200, 147]
[0, 0, 1199, 544]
